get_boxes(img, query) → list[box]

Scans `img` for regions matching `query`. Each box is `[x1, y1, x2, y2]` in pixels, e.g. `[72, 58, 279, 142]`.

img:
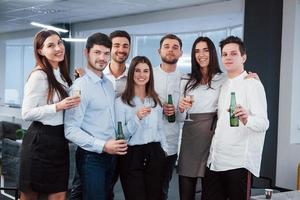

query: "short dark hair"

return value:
[86, 32, 112, 52]
[109, 30, 131, 44]
[219, 36, 246, 56]
[160, 34, 182, 49]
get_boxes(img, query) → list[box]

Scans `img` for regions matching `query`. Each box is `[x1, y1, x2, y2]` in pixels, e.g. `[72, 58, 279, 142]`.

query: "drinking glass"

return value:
[143, 98, 152, 126]
[185, 94, 194, 122]
[72, 89, 81, 97]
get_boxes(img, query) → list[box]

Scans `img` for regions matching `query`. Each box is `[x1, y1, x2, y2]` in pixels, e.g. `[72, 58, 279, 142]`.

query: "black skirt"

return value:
[18, 121, 69, 194]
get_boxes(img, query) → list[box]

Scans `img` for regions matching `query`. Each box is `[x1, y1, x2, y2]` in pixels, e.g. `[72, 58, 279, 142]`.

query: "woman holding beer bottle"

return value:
[115, 56, 167, 200]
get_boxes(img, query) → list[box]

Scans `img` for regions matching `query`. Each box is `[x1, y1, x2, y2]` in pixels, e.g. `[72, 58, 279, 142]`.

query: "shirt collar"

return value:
[157, 64, 178, 75]
[86, 68, 106, 84]
[53, 67, 60, 76]
[104, 64, 128, 79]
[229, 71, 248, 82]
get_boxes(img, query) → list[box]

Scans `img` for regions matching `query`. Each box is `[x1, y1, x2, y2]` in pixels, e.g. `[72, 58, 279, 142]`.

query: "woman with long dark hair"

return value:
[177, 36, 226, 200]
[19, 29, 80, 200]
[177, 36, 259, 200]
[115, 56, 167, 200]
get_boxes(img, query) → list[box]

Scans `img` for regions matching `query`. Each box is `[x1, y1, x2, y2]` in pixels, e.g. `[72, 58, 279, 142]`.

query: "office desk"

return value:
[251, 190, 300, 200]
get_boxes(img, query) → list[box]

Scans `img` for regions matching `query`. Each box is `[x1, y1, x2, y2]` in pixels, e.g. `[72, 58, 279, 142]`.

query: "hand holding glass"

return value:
[72, 89, 81, 97]
[143, 98, 152, 126]
[184, 95, 194, 121]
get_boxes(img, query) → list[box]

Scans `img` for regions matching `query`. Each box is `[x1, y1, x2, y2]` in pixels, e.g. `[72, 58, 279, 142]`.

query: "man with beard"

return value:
[153, 34, 184, 200]
[69, 30, 131, 200]
[104, 30, 131, 97]
[64, 32, 128, 200]
[106, 30, 131, 200]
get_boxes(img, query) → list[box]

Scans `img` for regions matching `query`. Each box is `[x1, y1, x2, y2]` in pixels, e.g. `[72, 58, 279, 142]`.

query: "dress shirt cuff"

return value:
[245, 116, 254, 129]
[134, 114, 142, 125]
[47, 104, 57, 113]
[177, 109, 187, 122]
[93, 139, 106, 154]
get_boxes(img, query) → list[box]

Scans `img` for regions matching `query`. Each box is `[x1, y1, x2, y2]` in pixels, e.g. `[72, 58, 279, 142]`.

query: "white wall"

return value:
[276, 0, 300, 190]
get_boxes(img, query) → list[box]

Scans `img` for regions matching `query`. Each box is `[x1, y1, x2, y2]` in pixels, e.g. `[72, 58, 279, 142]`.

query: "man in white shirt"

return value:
[203, 36, 269, 200]
[106, 30, 130, 200]
[104, 30, 130, 97]
[153, 34, 183, 200]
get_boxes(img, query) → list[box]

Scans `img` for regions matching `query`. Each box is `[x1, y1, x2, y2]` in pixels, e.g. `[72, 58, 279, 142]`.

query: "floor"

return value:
[1, 168, 202, 200]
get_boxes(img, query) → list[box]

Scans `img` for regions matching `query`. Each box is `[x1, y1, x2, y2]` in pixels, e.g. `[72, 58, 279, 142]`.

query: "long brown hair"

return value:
[184, 36, 222, 96]
[121, 56, 161, 107]
[33, 29, 72, 103]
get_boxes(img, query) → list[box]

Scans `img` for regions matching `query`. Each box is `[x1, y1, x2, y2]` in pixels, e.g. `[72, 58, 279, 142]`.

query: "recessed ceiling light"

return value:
[62, 38, 87, 42]
[30, 22, 69, 33]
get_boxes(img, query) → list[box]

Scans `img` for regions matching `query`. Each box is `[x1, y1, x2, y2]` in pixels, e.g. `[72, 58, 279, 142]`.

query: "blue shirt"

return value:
[115, 96, 167, 152]
[64, 69, 116, 154]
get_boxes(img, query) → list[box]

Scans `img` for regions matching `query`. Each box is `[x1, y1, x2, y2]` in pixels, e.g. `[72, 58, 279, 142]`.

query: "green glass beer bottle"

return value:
[167, 94, 176, 123]
[229, 92, 239, 127]
[116, 121, 125, 140]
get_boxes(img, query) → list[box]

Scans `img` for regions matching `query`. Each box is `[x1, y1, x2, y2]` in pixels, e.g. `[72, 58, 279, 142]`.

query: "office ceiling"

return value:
[0, 0, 224, 33]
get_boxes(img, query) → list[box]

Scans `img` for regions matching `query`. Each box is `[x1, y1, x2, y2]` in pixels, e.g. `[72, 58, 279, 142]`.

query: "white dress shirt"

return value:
[103, 64, 127, 97]
[207, 71, 269, 177]
[153, 66, 184, 155]
[22, 67, 68, 126]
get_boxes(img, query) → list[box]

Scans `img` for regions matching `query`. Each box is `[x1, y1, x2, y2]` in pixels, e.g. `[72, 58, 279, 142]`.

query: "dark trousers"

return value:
[161, 154, 178, 200]
[76, 148, 116, 200]
[107, 156, 121, 200]
[119, 142, 166, 200]
[202, 167, 251, 200]
[69, 166, 82, 200]
[178, 175, 199, 200]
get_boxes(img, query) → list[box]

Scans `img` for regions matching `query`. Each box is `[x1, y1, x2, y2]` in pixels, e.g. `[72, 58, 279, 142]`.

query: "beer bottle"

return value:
[116, 121, 125, 140]
[167, 94, 176, 123]
[229, 92, 239, 127]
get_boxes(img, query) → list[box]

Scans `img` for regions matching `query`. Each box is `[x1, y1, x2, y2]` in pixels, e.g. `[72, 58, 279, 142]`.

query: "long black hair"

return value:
[184, 36, 222, 96]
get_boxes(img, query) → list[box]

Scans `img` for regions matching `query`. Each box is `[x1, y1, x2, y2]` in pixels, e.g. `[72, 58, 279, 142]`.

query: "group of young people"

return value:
[18, 28, 269, 200]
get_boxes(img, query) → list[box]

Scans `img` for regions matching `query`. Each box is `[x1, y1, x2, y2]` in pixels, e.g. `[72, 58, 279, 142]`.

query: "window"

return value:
[5, 46, 22, 106]
[133, 25, 243, 74]
[176, 33, 198, 74]
[4, 44, 35, 107]
[134, 35, 162, 68]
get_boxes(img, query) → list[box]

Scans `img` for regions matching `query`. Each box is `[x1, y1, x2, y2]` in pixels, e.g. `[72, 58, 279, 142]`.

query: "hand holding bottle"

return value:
[233, 104, 248, 125]
[103, 139, 128, 155]
[163, 103, 175, 116]
[164, 94, 176, 123]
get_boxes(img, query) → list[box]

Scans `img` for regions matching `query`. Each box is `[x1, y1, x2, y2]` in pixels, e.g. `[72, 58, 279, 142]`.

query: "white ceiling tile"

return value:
[0, 0, 226, 33]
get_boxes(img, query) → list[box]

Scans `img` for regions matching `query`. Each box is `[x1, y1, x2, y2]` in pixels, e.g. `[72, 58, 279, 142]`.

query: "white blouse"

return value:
[180, 73, 227, 113]
[22, 67, 68, 126]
